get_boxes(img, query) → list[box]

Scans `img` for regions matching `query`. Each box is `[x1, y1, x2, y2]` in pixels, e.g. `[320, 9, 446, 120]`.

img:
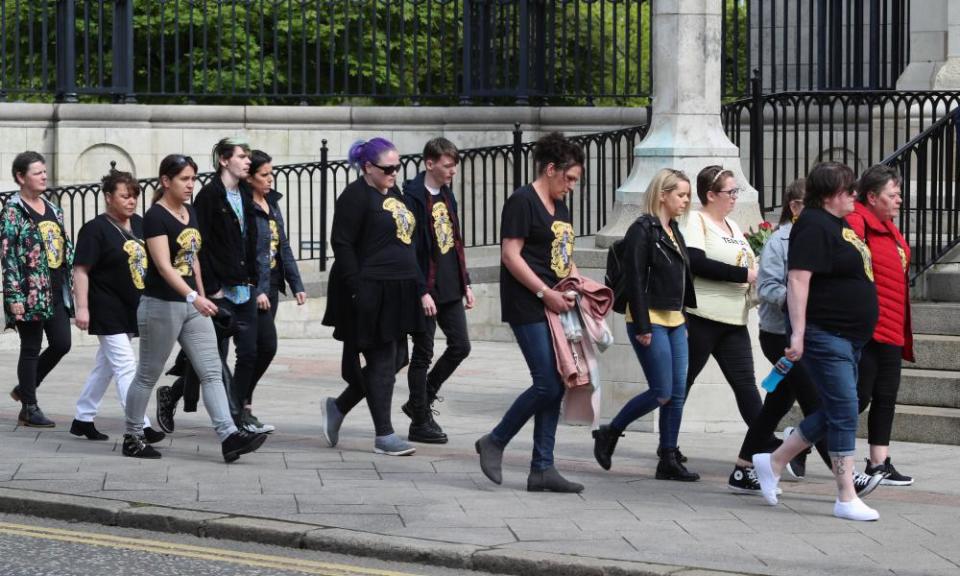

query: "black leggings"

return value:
[16, 289, 72, 405]
[857, 339, 902, 447]
[685, 314, 764, 427]
[248, 291, 280, 405]
[335, 338, 407, 437]
[738, 331, 831, 468]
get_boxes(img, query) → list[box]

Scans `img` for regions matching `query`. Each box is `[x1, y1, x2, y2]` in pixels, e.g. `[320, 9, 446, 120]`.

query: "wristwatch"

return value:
[185, 291, 199, 304]
[536, 287, 547, 299]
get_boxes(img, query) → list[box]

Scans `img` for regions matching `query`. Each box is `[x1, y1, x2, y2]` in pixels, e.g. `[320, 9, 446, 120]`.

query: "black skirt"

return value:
[355, 278, 425, 350]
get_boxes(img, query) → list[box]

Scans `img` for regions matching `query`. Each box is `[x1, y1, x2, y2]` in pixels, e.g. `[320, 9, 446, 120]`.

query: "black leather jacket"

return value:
[193, 174, 259, 295]
[623, 214, 697, 334]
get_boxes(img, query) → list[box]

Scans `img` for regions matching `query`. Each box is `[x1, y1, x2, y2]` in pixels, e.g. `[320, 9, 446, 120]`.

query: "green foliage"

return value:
[1, 0, 660, 106]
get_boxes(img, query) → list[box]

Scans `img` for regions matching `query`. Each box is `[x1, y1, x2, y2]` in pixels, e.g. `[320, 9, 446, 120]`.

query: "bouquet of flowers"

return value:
[745, 221, 774, 255]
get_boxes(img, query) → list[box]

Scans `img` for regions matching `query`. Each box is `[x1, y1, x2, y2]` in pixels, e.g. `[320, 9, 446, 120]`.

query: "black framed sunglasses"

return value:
[371, 162, 402, 176]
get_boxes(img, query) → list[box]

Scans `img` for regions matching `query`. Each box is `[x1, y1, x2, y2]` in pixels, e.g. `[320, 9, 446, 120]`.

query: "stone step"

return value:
[911, 302, 960, 336]
[911, 334, 960, 371]
[925, 271, 960, 302]
[869, 404, 960, 446]
[898, 368, 960, 409]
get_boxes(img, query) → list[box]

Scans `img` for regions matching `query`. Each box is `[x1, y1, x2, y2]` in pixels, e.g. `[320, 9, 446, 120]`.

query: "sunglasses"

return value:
[371, 162, 402, 176]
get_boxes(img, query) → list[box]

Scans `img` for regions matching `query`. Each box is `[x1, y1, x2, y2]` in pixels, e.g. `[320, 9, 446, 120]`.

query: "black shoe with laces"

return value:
[143, 426, 166, 444]
[866, 457, 914, 486]
[222, 429, 267, 463]
[854, 470, 883, 498]
[18, 404, 55, 428]
[122, 434, 161, 459]
[70, 419, 108, 440]
[728, 465, 761, 493]
[592, 425, 623, 471]
[408, 421, 448, 444]
[155, 386, 177, 433]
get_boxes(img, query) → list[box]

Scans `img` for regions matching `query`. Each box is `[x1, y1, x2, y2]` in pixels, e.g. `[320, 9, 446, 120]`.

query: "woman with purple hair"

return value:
[320, 137, 425, 456]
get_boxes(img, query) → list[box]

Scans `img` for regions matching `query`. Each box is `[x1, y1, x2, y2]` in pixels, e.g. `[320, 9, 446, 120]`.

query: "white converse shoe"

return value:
[834, 497, 879, 521]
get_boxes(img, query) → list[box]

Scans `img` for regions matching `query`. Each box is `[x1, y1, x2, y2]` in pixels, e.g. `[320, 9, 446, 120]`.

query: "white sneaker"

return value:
[751, 453, 781, 506]
[834, 497, 879, 521]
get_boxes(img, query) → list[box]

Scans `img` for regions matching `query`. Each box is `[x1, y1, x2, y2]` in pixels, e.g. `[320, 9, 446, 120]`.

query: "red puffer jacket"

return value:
[845, 201, 914, 361]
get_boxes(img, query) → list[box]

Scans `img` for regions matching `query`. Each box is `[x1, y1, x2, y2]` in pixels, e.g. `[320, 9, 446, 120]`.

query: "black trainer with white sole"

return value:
[865, 457, 914, 486]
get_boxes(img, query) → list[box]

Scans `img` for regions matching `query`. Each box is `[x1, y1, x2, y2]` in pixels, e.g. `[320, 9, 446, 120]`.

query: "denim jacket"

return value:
[252, 190, 304, 297]
[756, 222, 791, 335]
[1, 193, 75, 328]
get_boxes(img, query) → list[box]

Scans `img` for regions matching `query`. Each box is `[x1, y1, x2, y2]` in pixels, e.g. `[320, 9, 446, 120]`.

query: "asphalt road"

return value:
[0, 513, 501, 576]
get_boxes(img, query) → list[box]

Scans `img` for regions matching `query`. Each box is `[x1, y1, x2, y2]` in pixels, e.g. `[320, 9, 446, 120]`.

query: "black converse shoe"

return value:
[122, 434, 161, 459]
[853, 470, 883, 498]
[728, 465, 784, 495]
[866, 457, 914, 486]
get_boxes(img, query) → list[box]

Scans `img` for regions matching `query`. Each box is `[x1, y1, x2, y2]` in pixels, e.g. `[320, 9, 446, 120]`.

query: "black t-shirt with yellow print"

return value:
[143, 203, 202, 302]
[355, 183, 420, 282]
[75, 214, 146, 335]
[429, 191, 463, 304]
[788, 207, 878, 343]
[499, 184, 575, 325]
[23, 201, 67, 290]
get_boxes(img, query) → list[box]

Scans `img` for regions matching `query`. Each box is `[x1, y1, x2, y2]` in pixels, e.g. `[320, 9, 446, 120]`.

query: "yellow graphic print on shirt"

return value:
[123, 239, 147, 290]
[550, 221, 575, 278]
[269, 219, 280, 269]
[734, 245, 756, 269]
[897, 245, 908, 273]
[842, 228, 874, 282]
[173, 228, 202, 276]
[383, 197, 416, 245]
[432, 201, 454, 255]
[38, 220, 65, 269]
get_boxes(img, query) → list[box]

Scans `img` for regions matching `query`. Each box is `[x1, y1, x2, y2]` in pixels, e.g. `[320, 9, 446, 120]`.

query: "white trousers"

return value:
[75, 334, 151, 428]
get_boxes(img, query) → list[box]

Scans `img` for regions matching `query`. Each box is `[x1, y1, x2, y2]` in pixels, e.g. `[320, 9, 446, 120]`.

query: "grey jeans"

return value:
[125, 296, 237, 441]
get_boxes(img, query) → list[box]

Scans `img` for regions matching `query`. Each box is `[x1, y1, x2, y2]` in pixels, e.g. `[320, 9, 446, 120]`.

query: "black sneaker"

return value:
[728, 465, 762, 493]
[122, 434, 161, 459]
[155, 386, 177, 433]
[222, 429, 267, 463]
[786, 451, 807, 480]
[866, 457, 914, 486]
[853, 470, 883, 498]
[70, 419, 109, 441]
[143, 426, 166, 444]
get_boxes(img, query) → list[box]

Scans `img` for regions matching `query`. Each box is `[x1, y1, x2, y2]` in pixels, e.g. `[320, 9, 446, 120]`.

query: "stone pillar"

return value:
[934, 2, 960, 88]
[592, 1, 767, 435]
[896, 0, 947, 90]
[595, 0, 762, 250]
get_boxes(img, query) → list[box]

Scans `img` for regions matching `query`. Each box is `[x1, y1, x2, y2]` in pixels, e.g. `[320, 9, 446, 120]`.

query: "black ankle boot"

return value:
[18, 404, 55, 428]
[657, 445, 687, 463]
[527, 467, 584, 493]
[656, 448, 700, 482]
[408, 420, 448, 444]
[70, 419, 108, 440]
[592, 425, 623, 471]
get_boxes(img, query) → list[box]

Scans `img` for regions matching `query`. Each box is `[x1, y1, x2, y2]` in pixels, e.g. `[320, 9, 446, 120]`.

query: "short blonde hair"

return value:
[644, 168, 691, 216]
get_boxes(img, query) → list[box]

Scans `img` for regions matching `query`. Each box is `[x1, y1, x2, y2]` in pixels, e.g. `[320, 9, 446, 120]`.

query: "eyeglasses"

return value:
[718, 187, 741, 198]
[371, 162, 402, 176]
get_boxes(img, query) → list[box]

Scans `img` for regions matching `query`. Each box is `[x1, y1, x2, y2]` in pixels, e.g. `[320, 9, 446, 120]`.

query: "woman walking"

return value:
[319, 137, 424, 456]
[753, 162, 882, 521]
[123, 154, 266, 462]
[2, 151, 73, 427]
[848, 164, 914, 486]
[592, 168, 699, 481]
[241, 150, 307, 434]
[475, 132, 585, 493]
[71, 169, 164, 443]
[683, 165, 768, 459]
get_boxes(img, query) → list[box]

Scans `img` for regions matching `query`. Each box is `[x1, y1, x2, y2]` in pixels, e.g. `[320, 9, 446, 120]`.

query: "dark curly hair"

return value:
[533, 132, 584, 175]
[102, 169, 140, 198]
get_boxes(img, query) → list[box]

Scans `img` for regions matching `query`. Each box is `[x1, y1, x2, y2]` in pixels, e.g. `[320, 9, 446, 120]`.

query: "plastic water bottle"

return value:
[761, 357, 793, 393]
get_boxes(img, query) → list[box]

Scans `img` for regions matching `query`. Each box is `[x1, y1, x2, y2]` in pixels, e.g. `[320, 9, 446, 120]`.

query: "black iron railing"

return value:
[722, 0, 911, 97]
[724, 82, 960, 212]
[0, 0, 653, 105]
[0, 122, 648, 269]
[880, 107, 960, 281]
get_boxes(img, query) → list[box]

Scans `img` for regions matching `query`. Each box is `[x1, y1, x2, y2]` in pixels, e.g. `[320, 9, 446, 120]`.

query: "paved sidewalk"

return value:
[1, 338, 957, 576]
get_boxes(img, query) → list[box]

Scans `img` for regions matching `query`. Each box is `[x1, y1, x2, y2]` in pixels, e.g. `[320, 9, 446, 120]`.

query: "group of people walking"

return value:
[2, 132, 913, 521]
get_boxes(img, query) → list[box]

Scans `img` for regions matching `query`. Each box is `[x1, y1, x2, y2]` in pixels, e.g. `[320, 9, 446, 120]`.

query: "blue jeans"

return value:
[491, 322, 565, 471]
[795, 324, 865, 457]
[610, 322, 688, 450]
